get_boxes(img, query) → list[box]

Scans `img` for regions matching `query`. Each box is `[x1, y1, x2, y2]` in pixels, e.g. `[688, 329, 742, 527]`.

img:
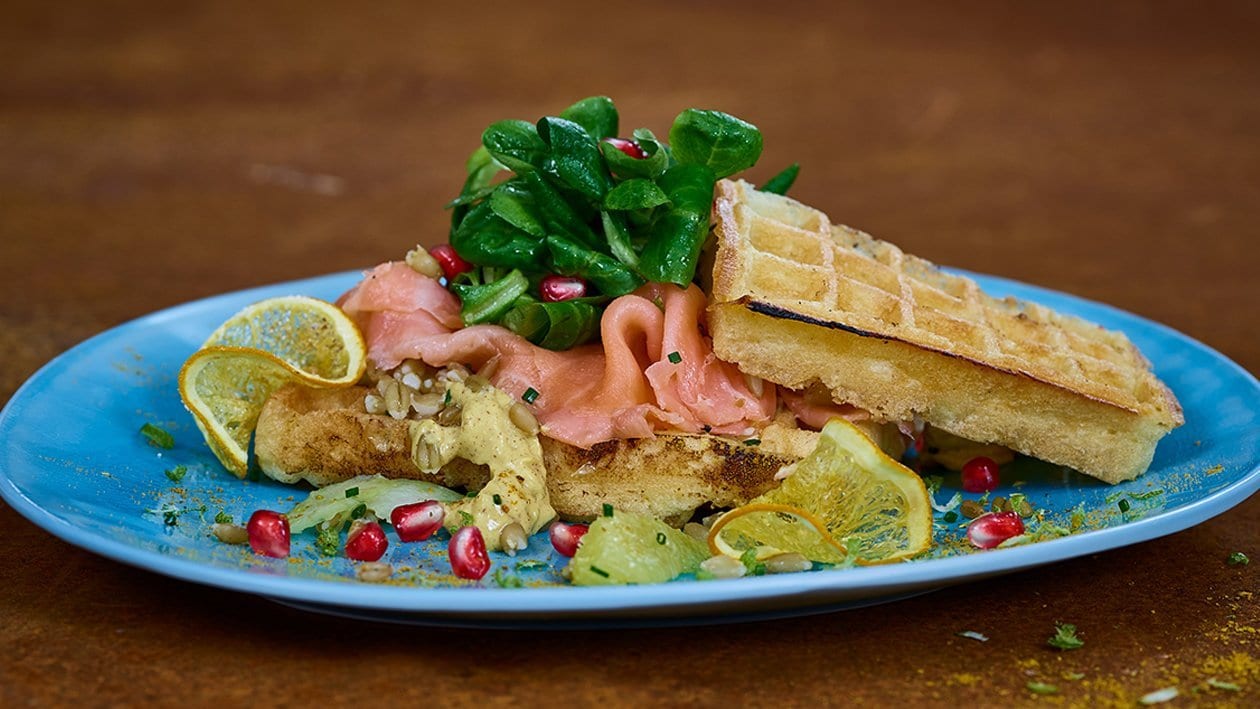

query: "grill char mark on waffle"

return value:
[743, 298, 1138, 413]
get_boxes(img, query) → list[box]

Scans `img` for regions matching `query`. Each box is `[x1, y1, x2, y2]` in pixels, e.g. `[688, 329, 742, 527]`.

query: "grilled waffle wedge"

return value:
[707, 180, 1183, 483]
[254, 383, 840, 524]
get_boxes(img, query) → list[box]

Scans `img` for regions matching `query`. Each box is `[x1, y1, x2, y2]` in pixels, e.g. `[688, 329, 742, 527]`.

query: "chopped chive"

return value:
[162, 509, 180, 526]
[589, 565, 610, 578]
[466, 491, 477, 498]
[522, 387, 540, 404]
[459, 510, 474, 526]
[493, 493, 503, 506]
[350, 503, 367, 519]
[345, 486, 359, 498]
[656, 532, 667, 545]
[214, 511, 232, 524]
[1026, 682, 1058, 695]
[743, 438, 760, 446]
[140, 423, 174, 450]
[667, 351, 682, 364]
[1118, 499, 1131, 513]
[943, 511, 958, 523]
[1206, 678, 1240, 692]
[515, 559, 548, 571]
[443, 389, 452, 406]
[602, 503, 614, 517]
[164, 465, 187, 482]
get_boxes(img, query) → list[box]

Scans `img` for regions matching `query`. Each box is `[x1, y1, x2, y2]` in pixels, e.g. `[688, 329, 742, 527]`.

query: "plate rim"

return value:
[1, 269, 1258, 617]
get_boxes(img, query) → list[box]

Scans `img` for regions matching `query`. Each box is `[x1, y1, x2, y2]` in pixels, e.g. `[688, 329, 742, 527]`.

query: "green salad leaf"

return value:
[481, 119, 547, 173]
[600, 128, 670, 179]
[560, 96, 618, 141]
[538, 116, 610, 202]
[760, 163, 800, 195]
[638, 163, 716, 286]
[604, 178, 670, 211]
[287, 475, 461, 533]
[451, 269, 530, 325]
[668, 108, 763, 178]
[443, 96, 788, 349]
[503, 300, 601, 350]
[451, 202, 547, 271]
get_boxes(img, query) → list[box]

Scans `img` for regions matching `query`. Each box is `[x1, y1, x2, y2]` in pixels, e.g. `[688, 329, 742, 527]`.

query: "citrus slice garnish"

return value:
[706, 502, 849, 562]
[569, 511, 709, 586]
[708, 418, 932, 565]
[178, 296, 366, 478]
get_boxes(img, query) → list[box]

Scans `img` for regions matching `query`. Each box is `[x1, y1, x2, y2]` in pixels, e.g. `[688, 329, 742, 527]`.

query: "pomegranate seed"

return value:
[391, 500, 446, 542]
[603, 137, 648, 159]
[967, 511, 1026, 549]
[429, 244, 472, 281]
[247, 510, 290, 558]
[961, 456, 1001, 493]
[549, 521, 589, 557]
[449, 526, 491, 580]
[345, 519, 389, 562]
[540, 275, 587, 302]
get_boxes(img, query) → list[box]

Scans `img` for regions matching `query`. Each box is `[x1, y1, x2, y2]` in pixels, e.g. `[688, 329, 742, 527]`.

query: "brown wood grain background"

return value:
[2, 1, 1257, 706]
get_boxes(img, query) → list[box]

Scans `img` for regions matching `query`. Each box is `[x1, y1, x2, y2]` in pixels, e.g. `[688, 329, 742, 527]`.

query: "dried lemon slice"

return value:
[708, 418, 932, 565]
[178, 296, 366, 478]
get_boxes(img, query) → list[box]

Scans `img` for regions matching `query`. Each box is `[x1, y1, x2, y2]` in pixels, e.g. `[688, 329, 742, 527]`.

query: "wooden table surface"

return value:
[2, 1, 1257, 706]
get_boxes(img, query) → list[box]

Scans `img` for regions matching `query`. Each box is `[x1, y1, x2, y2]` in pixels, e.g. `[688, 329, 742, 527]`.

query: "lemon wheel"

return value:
[178, 296, 366, 477]
[708, 418, 932, 565]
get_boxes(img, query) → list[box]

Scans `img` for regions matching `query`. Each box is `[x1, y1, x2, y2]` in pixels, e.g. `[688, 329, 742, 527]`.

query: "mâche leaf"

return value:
[669, 109, 763, 178]
[538, 117, 610, 203]
[482, 119, 547, 173]
[503, 300, 601, 350]
[447, 146, 503, 233]
[600, 211, 640, 268]
[637, 163, 716, 285]
[451, 201, 547, 271]
[560, 96, 619, 141]
[521, 171, 602, 250]
[545, 234, 644, 297]
[600, 128, 669, 179]
[489, 181, 547, 237]
[603, 178, 670, 211]
[760, 163, 800, 195]
[451, 269, 530, 325]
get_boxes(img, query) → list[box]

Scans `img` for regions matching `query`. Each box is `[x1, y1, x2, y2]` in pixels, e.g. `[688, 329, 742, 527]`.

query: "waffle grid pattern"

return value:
[720, 182, 1167, 415]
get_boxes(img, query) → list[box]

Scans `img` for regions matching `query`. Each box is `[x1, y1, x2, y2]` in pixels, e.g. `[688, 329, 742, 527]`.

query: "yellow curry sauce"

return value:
[408, 381, 555, 550]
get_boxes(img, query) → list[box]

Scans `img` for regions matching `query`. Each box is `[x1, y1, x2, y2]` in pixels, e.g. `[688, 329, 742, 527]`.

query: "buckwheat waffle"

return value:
[708, 180, 1183, 483]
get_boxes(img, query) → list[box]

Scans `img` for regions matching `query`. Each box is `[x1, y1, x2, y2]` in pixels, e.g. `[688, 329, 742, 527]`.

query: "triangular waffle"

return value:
[708, 180, 1182, 483]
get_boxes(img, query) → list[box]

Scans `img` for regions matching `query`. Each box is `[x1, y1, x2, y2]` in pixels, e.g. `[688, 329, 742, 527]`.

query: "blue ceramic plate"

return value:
[2, 271, 1257, 628]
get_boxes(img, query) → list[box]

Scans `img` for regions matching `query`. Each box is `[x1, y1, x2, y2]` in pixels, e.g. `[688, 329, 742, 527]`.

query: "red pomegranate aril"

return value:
[429, 244, 472, 281]
[967, 511, 1026, 549]
[540, 275, 587, 302]
[603, 137, 648, 159]
[247, 510, 290, 558]
[549, 521, 589, 557]
[391, 500, 446, 542]
[961, 456, 1001, 493]
[449, 526, 491, 580]
[345, 520, 389, 562]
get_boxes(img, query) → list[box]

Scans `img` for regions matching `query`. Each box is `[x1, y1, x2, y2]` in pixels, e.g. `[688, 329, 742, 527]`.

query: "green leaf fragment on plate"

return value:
[286, 475, 460, 533]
